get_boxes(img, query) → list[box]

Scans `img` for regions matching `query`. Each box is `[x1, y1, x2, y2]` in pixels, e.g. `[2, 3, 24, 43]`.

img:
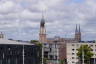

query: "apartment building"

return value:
[66, 42, 96, 64]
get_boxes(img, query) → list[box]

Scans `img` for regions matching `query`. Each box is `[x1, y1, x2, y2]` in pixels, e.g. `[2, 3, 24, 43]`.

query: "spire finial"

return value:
[42, 10, 44, 19]
[41, 8, 47, 19]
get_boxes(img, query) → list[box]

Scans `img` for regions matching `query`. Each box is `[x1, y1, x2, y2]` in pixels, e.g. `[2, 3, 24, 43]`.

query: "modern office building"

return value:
[0, 38, 41, 64]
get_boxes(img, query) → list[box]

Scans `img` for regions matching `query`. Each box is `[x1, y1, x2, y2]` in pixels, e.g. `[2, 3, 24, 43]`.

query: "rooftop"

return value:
[0, 38, 34, 45]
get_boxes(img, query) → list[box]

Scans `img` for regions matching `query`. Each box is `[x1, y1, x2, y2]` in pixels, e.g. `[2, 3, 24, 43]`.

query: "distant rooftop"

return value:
[0, 39, 34, 45]
[80, 41, 96, 43]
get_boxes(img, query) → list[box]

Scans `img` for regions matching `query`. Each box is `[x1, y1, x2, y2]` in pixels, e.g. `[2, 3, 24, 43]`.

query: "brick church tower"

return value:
[39, 15, 47, 43]
[75, 25, 81, 41]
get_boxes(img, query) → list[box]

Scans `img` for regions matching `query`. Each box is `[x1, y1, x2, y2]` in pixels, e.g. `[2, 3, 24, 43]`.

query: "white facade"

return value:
[44, 43, 60, 64]
[66, 42, 96, 64]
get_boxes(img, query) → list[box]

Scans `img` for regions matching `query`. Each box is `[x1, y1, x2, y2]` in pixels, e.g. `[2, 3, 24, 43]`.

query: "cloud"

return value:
[0, 0, 96, 40]
[0, 1, 16, 14]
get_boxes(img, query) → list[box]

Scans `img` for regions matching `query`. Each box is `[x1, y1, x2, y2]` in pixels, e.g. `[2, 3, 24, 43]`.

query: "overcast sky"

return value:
[0, 0, 96, 41]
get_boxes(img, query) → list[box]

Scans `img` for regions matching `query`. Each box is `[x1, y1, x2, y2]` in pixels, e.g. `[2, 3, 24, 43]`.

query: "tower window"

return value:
[72, 44, 75, 46]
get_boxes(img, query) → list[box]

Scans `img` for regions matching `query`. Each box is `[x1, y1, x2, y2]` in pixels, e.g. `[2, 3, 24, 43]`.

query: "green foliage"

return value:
[30, 40, 42, 45]
[77, 45, 94, 64]
[60, 59, 67, 64]
[60, 60, 64, 64]
[30, 40, 39, 44]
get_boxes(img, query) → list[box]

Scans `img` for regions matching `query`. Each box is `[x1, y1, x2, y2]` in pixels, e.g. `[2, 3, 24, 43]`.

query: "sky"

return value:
[0, 0, 96, 41]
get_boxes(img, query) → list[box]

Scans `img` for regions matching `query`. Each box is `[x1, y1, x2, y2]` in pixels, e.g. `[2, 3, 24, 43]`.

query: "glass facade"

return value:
[0, 44, 41, 64]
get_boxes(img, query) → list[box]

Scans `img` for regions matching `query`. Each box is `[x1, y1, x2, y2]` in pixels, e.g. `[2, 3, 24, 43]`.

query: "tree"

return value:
[59, 59, 67, 64]
[30, 40, 48, 64]
[30, 40, 40, 44]
[60, 60, 64, 64]
[30, 40, 42, 64]
[77, 45, 94, 64]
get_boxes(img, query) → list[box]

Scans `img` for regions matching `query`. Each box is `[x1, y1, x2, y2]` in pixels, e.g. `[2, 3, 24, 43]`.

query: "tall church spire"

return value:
[39, 12, 47, 43]
[75, 24, 78, 33]
[75, 24, 81, 42]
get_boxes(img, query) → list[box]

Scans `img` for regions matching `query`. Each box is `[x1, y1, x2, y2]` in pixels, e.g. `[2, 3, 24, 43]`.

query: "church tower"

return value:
[39, 14, 47, 43]
[75, 25, 81, 42]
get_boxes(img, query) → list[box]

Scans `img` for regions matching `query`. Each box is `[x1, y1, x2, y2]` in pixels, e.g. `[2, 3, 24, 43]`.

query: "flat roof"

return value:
[0, 39, 34, 45]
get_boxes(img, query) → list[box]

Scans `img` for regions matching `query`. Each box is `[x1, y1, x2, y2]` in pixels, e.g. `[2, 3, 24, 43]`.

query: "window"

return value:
[72, 61, 75, 63]
[72, 53, 75, 55]
[72, 57, 74, 59]
[90, 45, 93, 47]
[72, 44, 74, 46]
[50, 55, 54, 59]
[72, 49, 75, 51]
